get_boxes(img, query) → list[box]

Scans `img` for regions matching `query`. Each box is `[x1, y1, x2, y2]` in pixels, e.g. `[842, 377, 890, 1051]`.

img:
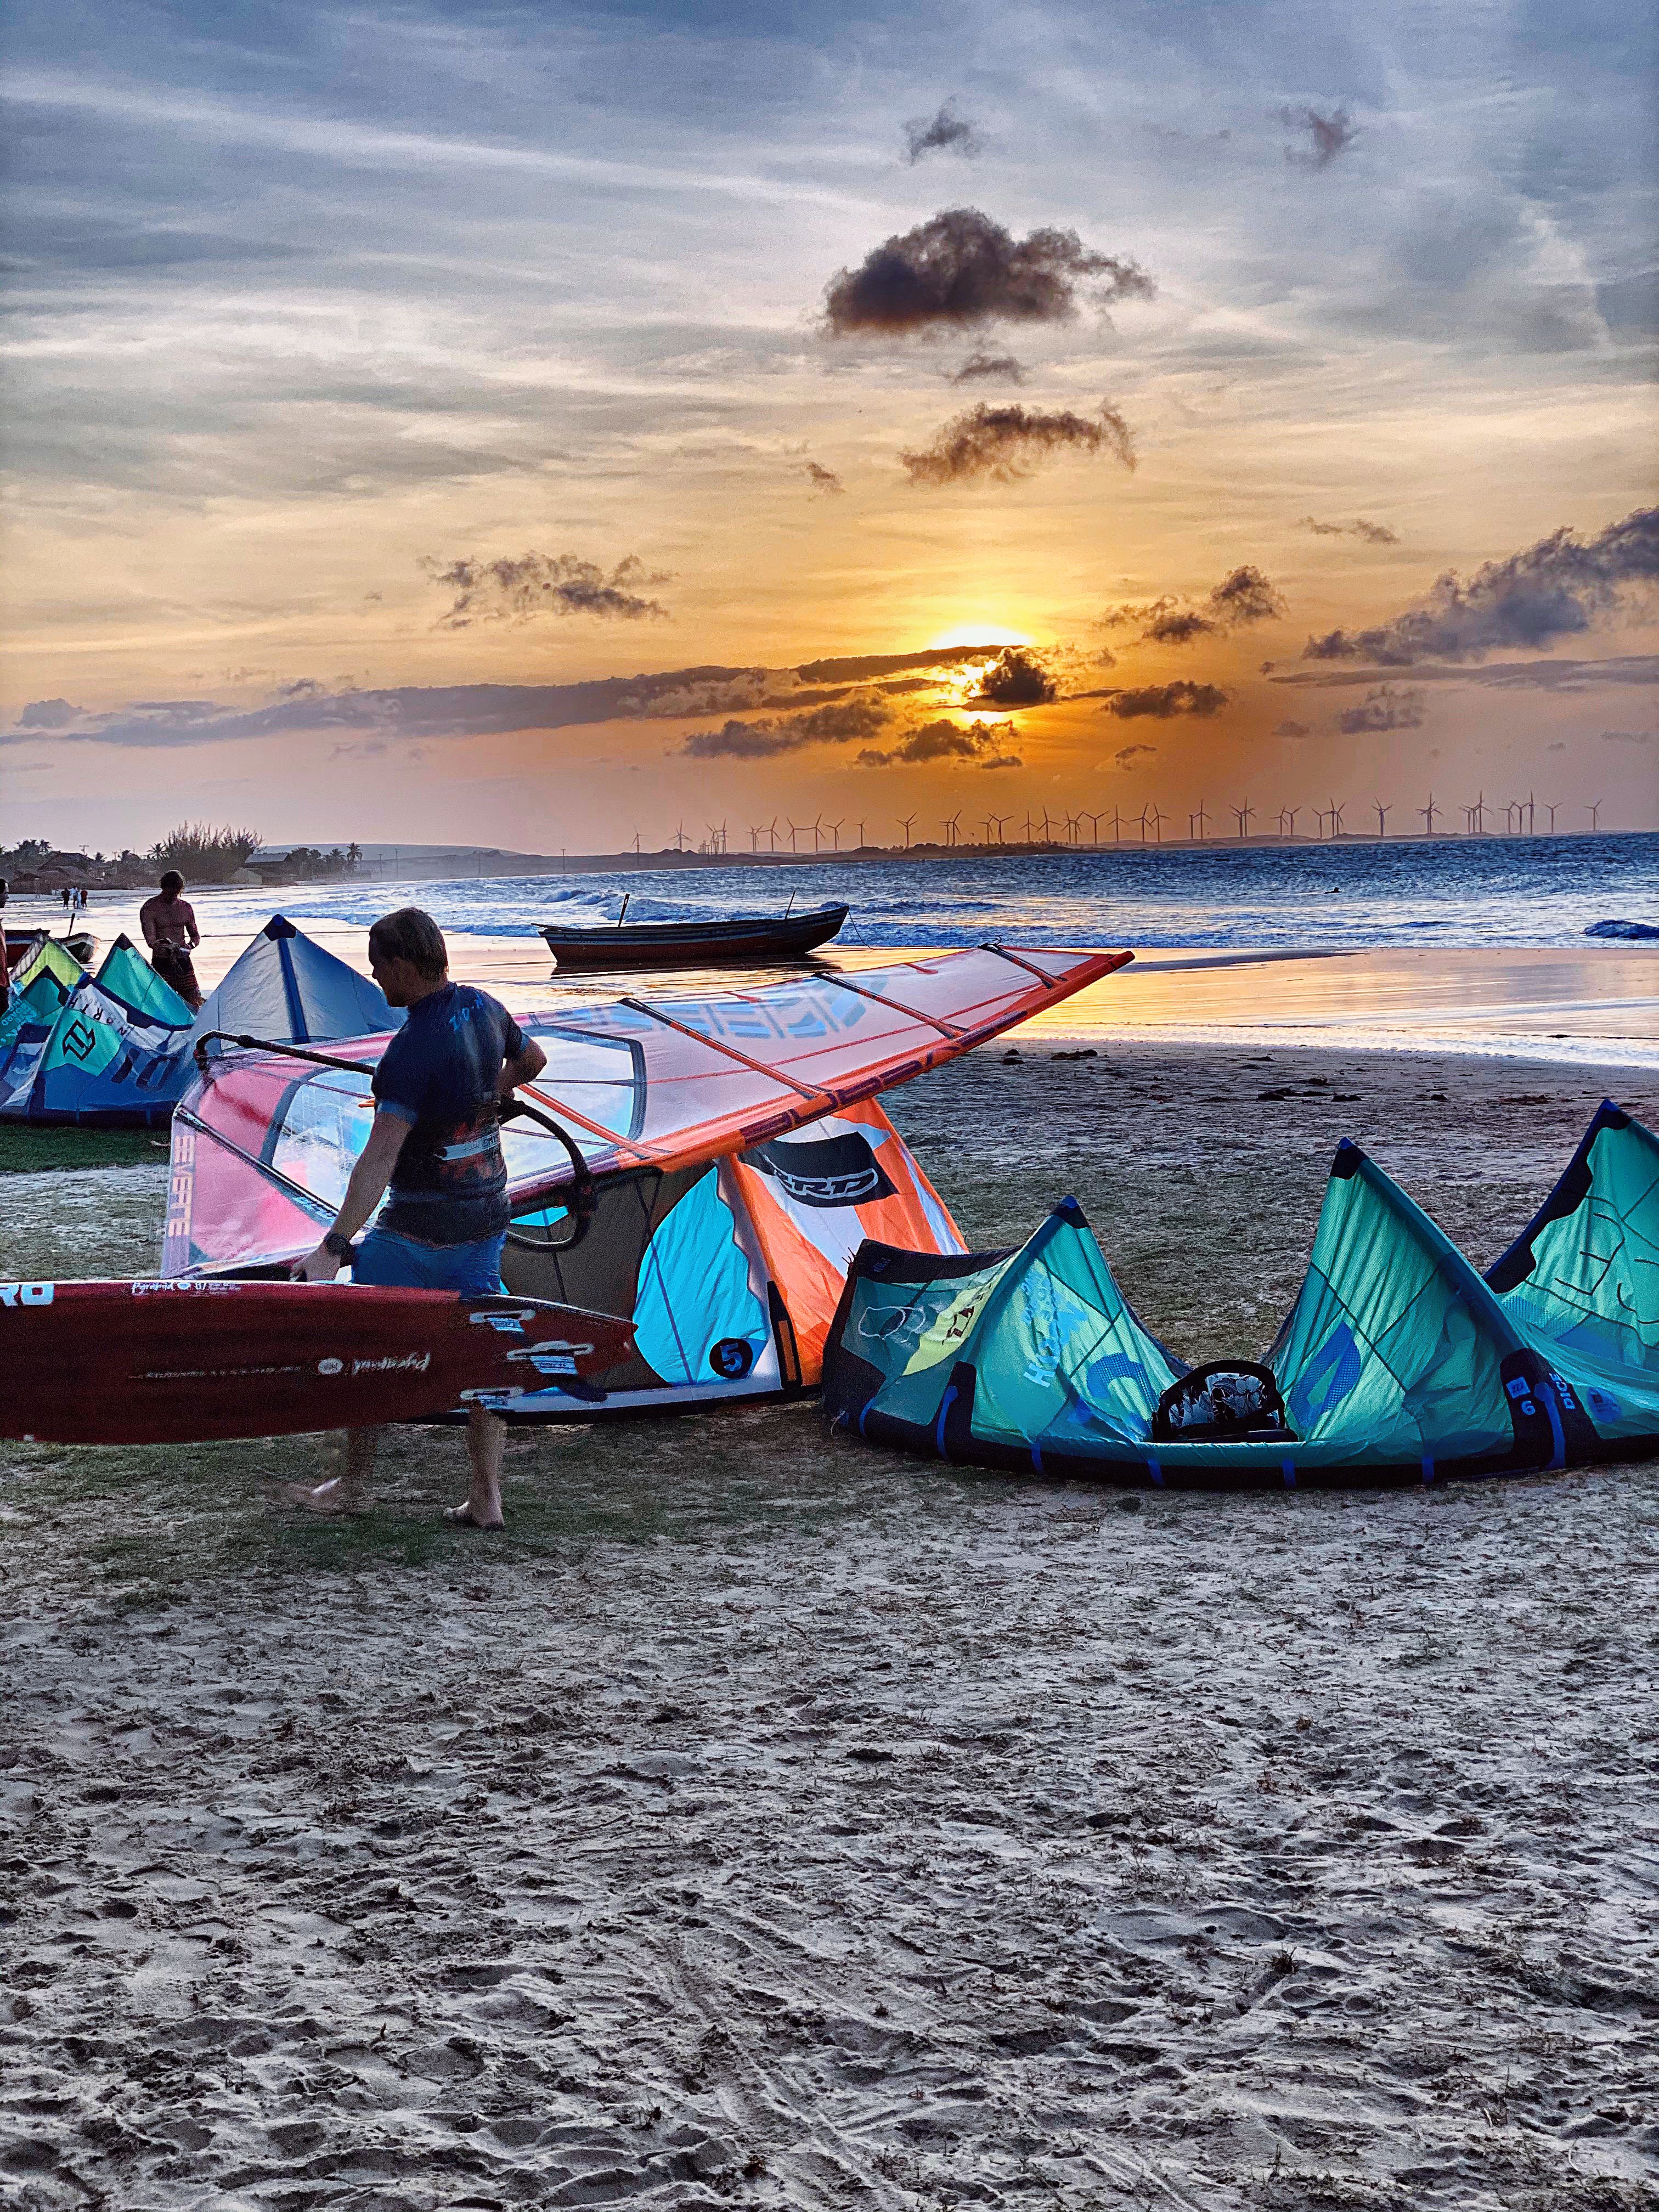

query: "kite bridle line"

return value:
[190, 1030, 597, 1247]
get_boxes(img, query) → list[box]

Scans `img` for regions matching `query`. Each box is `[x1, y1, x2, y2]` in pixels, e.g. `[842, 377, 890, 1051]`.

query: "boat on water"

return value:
[539, 900, 849, 969]
[5, 928, 95, 972]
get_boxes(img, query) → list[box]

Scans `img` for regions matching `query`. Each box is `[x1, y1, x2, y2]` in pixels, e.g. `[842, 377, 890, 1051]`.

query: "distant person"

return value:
[61, 885, 71, 911]
[283, 905, 547, 1529]
[138, 870, 203, 1009]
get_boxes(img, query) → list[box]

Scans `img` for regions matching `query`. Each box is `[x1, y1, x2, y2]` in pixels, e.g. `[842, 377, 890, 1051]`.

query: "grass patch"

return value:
[0, 1124, 166, 1175]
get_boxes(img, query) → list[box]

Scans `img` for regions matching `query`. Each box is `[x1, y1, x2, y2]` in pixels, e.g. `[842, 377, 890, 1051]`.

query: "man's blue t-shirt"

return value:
[371, 983, 526, 1245]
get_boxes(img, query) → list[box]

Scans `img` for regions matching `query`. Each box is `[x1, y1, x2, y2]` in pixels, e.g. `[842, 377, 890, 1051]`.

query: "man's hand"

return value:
[291, 1244, 343, 1283]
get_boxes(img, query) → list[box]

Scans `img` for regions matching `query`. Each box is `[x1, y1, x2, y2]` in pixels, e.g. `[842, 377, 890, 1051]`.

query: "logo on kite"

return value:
[710, 1337, 755, 1379]
[744, 1126, 896, 1210]
[0, 1283, 54, 1308]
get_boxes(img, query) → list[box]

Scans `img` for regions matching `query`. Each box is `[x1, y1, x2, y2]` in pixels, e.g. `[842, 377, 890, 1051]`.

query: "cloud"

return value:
[1143, 608, 1217, 645]
[903, 101, 982, 165]
[856, 717, 1021, 768]
[902, 400, 1135, 486]
[1102, 565, 1284, 644]
[1273, 717, 1312, 738]
[14, 698, 85, 729]
[1300, 515, 1399, 544]
[1302, 507, 1659, 664]
[1102, 681, 1229, 719]
[1336, 684, 1426, 733]
[1282, 105, 1357, 170]
[1601, 727, 1654, 743]
[967, 647, 1058, 706]
[1273, 652, 1659, 692]
[678, 699, 889, 759]
[950, 351, 1025, 384]
[1207, 565, 1287, 626]
[822, 208, 1153, 337]
[802, 459, 844, 495]
[420, 551, 670, 628]
[617, 671, 771, 719]
[1109, 742, 1157, 769]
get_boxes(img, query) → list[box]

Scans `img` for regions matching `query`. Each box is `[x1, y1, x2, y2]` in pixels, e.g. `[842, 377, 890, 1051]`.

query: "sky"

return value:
[2, 0, 1656, 855]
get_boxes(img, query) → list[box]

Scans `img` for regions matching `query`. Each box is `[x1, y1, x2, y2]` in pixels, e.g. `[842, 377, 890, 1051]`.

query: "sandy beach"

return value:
[3, 995, 1658, 2209]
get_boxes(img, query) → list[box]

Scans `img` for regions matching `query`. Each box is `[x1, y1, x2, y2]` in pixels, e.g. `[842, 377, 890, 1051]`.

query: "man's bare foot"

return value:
[443, 1502, 503, 1530]
[268, 1477, 375, 1517]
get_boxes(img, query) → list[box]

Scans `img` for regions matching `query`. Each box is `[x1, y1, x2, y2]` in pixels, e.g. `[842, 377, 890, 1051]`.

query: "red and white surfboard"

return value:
[0, 1279, 634, 1444]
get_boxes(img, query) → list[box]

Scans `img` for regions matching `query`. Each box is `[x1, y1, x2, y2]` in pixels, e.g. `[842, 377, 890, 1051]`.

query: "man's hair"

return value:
[368, 906, 448, 979]
[159, 870, 184, 895]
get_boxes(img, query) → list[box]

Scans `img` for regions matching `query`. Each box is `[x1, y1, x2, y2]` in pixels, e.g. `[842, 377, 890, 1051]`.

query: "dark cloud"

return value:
[1601, 727, 1654, 744]
[1300, 515, 1399, 544]
[420, 551, 670, 628]
[803, 460, 844, 495]
[1282, 105, 1357, 170]
[618, 672, 770, 719]
[679, 699, 889, 759]
[1144, 608, 1218, 645]
[1336, 684, 1426, 734]
[1109, 742, 1157, 769]
[1207, 565, 1287, 626]
[857, 718, 1021, 769]
[822, 208, 1153, 337]
[1101, 681, 1229, 719]
[1272, 652, 1659, 693]
[967, 647, 1058, 707]
[902, 400, 1135, 486]
[1302, 507, 1659, 664]
[792, 645, 995, 682]
[1273, 717, 1312, 738]
[1102, 565, 1284, 644]
[951, 352, 1026, 384]
[904, 101, 982, 165]
[15, 698, 84, 729]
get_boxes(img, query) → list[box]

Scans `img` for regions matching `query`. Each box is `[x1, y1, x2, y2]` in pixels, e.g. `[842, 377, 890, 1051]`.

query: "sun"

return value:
[926, 622, 1031, 650]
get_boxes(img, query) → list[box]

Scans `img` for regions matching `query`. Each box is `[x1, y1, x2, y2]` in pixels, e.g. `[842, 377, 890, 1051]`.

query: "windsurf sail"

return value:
[160, 944, 1119, 1412]
[823, 1111, 1658, 1485]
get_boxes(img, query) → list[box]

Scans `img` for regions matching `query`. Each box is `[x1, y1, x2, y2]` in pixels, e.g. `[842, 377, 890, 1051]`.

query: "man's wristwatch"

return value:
[323, 1229, 355, 1262]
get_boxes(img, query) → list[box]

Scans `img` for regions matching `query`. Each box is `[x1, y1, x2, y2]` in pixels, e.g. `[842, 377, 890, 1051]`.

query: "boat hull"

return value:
[540, 904, 849, 969]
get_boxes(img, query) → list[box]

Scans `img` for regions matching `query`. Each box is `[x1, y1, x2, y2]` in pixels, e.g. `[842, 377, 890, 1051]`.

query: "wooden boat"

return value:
[539, 902, 849, 970]
[5, 928, 95, 973]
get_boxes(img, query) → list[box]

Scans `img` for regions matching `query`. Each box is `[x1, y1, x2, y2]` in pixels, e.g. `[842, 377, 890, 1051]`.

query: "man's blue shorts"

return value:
[351, 1227, 507, 1297]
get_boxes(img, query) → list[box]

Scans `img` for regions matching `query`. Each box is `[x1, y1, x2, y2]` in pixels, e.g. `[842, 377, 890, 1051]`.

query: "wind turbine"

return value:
[1233, 798, 1254, 840]
[1278, 805, 1299, 839]
[673, 820, 688, 852]
[1584, 799, 1603, 832]
[1469, 791, 1489, 834]
[1147, 803, 1167, 845]
[1326, 797, 1346, 839]
[1420, 793, 1440, 836]
[828, 818, 844, 851]
[940, 810, 962, 849]
[1193, 799, 1210, 840]
[898, 813, 916, 850]
[1545, 802, 1560, 832]
[768, 817, 780, 854]
[1109, 805, 1124, 844]
[1374, 800, 1390, 837]
[787, 819, 804, 853]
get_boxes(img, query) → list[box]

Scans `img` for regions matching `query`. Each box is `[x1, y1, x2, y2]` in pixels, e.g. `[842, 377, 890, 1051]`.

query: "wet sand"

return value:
[3, 1039, 1658, 2207]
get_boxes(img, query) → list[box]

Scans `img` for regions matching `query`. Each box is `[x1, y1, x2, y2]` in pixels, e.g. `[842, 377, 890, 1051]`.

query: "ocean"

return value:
[121, 829, 1659, 953]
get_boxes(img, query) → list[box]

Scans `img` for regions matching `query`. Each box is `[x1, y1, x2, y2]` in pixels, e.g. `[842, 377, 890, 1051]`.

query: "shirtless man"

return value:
[138, 870, 203, 1009]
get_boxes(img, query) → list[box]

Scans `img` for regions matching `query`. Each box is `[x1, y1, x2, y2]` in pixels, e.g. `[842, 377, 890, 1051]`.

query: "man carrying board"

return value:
[287, 906, 547, 1526]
